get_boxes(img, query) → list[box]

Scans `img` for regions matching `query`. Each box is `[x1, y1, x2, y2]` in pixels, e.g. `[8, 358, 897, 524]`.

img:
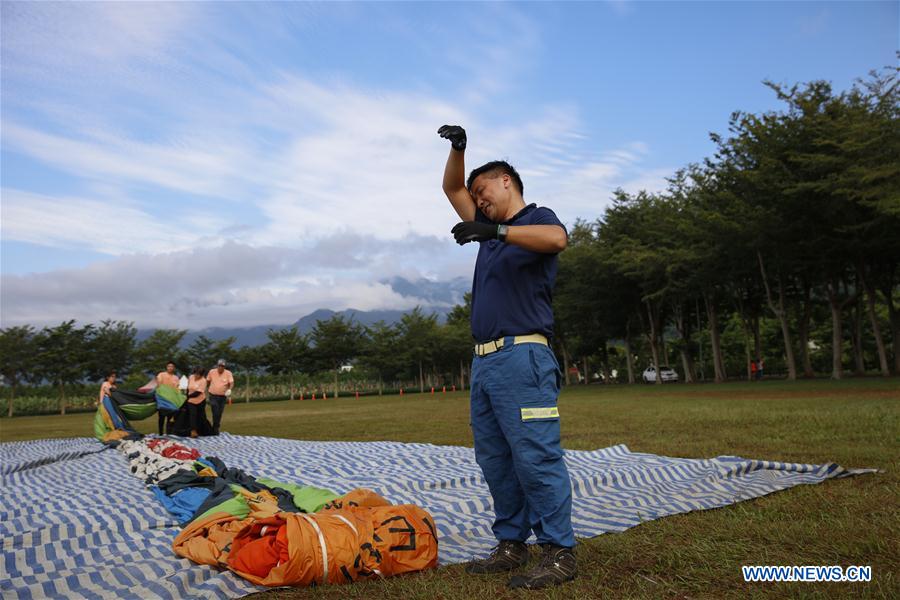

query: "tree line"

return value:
[0, 305, 474, 417]
[553, 67, 899, 383]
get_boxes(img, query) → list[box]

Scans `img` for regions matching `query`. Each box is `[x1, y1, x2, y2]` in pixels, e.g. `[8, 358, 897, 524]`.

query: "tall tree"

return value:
[310, 316, 365, 398]
[601, 190, 679, 384]
[443, 293, 474, 388]
[714, 97, 808, 379]
[848, 66, 900, 372]
[358, 322, 405, 395]
[186, 335, 237, 372]
[840, 70, 900, 376]
[435, 318, 474, 389]
[35, 321, 91, 415]
[86, 320, 137, 381]
[0, 325, 37, 417]
[261, 327, 310, 400]
[686, 162, 769, 382]
[133, 330, 187, 377]
[210, 337, 237, 367]
[232, 345, 263, 403]
[556, 220, 640, 383]
[758, 77, 897, 377]
[185, 335, 215, 372]
[397, 307, 439, 392]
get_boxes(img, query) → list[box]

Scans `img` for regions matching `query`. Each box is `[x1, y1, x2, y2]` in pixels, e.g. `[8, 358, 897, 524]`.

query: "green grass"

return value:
[2, 379, 898, 599]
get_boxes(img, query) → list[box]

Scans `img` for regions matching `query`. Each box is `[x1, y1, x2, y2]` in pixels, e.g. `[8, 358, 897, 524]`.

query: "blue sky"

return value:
[2, 1, 896, 328]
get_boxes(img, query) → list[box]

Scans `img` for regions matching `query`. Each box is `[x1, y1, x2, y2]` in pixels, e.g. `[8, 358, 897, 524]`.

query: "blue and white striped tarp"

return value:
[1, 434, 873, 599]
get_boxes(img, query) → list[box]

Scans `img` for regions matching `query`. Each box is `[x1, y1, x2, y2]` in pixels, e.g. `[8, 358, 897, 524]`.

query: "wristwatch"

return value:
[497, 224, 509, 242]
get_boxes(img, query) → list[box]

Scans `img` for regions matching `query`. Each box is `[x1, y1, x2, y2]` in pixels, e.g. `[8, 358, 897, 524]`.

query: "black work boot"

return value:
[507, 543, 577, 589]
[465, 540, 530, 574]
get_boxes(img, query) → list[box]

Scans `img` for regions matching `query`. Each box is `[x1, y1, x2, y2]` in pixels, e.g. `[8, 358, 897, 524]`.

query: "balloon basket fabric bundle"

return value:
[175, 489, 438, 587]
[112, 435, 439, 589]
[94, 384, 213, 443]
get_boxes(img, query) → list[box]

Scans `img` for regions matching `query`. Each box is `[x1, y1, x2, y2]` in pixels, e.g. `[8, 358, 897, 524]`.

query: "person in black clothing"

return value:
[186, 366, 209, 438]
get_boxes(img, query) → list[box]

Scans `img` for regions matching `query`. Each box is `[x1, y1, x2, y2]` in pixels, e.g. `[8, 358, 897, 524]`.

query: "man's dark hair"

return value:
[467, 160, 524, 196]
[106, 371, 116, 379]
[166, 360, 176, 367]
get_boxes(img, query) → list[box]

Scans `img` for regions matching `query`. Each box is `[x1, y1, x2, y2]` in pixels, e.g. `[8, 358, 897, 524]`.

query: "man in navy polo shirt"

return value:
[438, 125, 576, 589]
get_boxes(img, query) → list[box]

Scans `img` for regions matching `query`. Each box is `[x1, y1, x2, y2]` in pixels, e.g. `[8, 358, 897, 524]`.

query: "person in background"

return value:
[98, 371, 117, 407]
[187, 366, 208, 438]
[750, 360, 758, 381]
[206, 358, 234, 435]
[157, 361, 180, 389]
[157, 361, 179, 435]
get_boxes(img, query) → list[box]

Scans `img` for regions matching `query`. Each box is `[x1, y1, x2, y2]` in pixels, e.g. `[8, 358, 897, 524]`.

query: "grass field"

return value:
[1, 379, 898, 599]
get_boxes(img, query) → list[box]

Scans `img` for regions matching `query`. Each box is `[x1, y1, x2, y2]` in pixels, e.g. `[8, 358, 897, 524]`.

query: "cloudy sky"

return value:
[2, 1, 896, 329]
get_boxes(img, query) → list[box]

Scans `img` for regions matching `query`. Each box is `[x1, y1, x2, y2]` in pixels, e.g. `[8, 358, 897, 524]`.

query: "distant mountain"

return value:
[180, 324, 275, 349]
[136, 304, 456, 348]
[293, 308, 419, 336]
[134, 277, 470, 347]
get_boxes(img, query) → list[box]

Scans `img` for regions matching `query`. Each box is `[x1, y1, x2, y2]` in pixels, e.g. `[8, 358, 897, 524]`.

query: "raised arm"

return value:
[438, 125, 476, 222]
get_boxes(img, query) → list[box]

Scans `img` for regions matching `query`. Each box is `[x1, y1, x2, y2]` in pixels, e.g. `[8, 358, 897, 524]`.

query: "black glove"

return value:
[438, 124, 467, 151]
[452, 221, 500, 245]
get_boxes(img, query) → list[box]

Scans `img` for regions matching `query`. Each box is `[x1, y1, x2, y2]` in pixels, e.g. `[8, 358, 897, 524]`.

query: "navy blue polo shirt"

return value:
[470, 203, 566, 343]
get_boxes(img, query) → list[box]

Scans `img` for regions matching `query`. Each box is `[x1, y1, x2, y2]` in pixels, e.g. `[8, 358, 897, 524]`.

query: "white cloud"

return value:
[620, 168, 674, 195]
[0, 237, 474, 329]
[573, 162, 622, 182]
[1, 123, 260, 199]
[3, 0, 668, 250]
[0, 189, 227, 255]
[1, 2, 196, 93]
[447, 4, 543, 104]
[6, 73, 629, 247]
[1, 2, 677, 329]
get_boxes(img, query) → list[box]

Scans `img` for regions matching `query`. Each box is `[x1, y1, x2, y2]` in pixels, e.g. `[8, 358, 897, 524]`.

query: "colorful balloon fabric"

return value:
[115, 436, 439, 588]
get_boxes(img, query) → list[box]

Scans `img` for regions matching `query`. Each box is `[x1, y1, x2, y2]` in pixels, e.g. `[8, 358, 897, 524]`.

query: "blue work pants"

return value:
[470, 340, 575, 548]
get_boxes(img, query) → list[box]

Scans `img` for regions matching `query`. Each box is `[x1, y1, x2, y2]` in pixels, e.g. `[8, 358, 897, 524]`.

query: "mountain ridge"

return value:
[136, 276, 469, 347]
